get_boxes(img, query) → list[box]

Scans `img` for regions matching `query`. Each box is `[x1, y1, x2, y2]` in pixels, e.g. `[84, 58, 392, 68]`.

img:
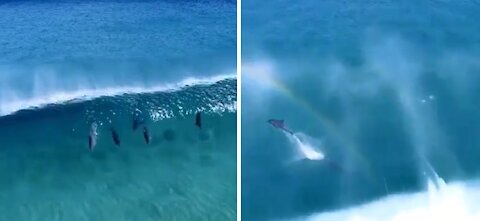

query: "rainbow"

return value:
[245, 68, 377, 181]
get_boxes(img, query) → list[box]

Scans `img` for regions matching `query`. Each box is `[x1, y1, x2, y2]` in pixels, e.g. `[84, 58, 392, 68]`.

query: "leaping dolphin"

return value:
[88, 122, 98, 151]
[267, 119, 294, 135]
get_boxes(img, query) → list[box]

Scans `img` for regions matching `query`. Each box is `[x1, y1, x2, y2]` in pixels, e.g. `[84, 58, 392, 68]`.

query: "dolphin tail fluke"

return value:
[287, 129, 295, 135]
[283, 128, 295, 136]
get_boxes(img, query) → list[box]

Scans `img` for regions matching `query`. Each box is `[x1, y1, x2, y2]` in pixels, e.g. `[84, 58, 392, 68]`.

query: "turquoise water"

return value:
[0, 1, 236, 220]
[242, 0, 480, 220]
[0, 79, 237, 221]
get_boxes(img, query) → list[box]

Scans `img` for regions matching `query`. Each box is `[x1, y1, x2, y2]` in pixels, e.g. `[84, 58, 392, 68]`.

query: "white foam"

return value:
[291, 179, 480, 221]
[0, 73, 236, 116]
[287, 133, 325, 161]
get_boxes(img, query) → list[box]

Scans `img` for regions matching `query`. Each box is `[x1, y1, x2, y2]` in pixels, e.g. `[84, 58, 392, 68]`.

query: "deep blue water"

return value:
[242, 0, 480, 220]
[0, 1, 236, 220]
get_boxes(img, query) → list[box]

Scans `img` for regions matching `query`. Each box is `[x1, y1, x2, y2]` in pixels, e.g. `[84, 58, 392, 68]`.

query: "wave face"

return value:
[0, 78, 237, 220]
[242, 0, 480, 221]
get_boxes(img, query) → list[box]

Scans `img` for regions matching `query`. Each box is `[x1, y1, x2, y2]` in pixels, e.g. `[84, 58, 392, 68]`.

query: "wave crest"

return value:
[0, 74, 236, 117]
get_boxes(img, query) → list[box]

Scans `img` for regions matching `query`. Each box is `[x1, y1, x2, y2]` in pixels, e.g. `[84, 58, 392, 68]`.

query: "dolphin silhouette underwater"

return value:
[88, 122, 98, 151]
[143, 126, 150, 144]
[195, 112, 202, 129]
[110, 128, 121, 146]
[267, 119, 294, 135]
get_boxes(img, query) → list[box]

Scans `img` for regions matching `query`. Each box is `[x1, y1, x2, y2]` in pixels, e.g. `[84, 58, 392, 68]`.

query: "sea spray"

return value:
[287, 132, 325, 161]
[282, 132, 348, 173]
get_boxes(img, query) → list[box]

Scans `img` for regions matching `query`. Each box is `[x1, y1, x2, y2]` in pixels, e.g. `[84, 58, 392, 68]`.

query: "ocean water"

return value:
[0, 0, 236, 115]
[242, 1, 480, 221]
[0, 0, 236, 220]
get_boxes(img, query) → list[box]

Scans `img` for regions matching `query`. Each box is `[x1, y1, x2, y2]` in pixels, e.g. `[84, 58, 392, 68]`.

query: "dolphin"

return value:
[267, 119, 294, 135]
[143, 126, 150, 144]
[111, 128, 120, 146]
[195, 112, 202, 129]
[88, 122, 98, 151]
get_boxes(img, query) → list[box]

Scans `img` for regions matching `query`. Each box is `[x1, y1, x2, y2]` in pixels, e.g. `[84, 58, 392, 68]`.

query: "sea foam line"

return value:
[0, 74, 236, 117]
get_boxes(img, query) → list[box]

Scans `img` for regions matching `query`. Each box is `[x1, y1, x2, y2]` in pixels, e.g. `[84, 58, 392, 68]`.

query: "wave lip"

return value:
[0, 74, 236, 117]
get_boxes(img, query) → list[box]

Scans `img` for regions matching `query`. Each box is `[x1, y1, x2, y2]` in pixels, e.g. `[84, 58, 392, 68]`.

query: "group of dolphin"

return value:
[88, 112, 203, 151]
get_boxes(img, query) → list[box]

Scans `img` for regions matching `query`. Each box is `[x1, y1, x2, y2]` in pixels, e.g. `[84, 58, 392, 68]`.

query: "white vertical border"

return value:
[236, 0, 242, 219]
